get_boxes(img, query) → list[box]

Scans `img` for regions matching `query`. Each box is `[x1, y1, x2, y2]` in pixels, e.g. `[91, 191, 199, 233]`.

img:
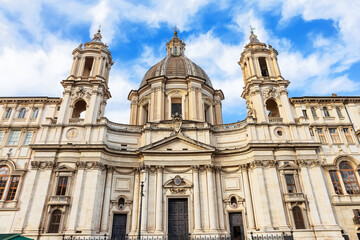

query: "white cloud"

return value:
[185, 31, 245, 120]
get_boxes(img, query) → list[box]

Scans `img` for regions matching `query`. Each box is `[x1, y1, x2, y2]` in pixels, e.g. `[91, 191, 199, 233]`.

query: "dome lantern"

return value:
[166, 29, 186, 57]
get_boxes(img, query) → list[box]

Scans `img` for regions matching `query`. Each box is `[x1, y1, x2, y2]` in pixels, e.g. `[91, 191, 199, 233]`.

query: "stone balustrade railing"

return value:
[106, 120, 143, 132]
[212, 120, 247, 132]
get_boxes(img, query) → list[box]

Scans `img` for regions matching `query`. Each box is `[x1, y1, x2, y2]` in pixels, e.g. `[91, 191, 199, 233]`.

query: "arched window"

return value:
[339, 161, 360, 194]
[18, 108, 26, 118]
[48, 209, 62, 233]
[258, 57, 269, 77]
[265, 99, 280, 118]
[336, 107, 343, 118]
[72, 100, 87, 119]
[0, 166, 20, 201]
[0, 166, 10, 200]
[323, 107, 330, 117]
[310, 107, 317, 117]
[32, 108, 39, 118]
[5, 108, 12, 119]
[292, 206, 305, 229]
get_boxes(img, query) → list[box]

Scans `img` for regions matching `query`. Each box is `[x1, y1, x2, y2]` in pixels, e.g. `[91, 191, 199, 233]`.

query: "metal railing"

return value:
[250, 231, 293, 240]
[62, 234, 107, 240]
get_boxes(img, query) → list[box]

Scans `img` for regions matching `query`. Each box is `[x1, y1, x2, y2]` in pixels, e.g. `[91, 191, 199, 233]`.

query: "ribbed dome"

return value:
[140, 55, 212, 88]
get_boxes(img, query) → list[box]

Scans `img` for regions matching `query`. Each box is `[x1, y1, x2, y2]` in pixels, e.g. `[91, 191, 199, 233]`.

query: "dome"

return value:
[140, 55, 212, 88]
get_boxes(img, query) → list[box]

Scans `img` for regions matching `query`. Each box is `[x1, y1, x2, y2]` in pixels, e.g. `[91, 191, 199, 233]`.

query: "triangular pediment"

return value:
[140, 133, 215, 153]
[54, 164, 75, 172]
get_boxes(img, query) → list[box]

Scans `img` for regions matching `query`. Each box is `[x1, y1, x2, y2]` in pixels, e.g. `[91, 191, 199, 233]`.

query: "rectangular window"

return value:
[23, 131, 33, 145]
[0, 175, 9, 200]
[6, 176, 20, 200]
[354, 210, 360, 224]
[309, 127, 314, 136]
[171, 98, 182, 116]
[336, 107, 343, 118]
[343, 128, 354, 143]
[311, 107, 317, 117]
[302, 110, 308, 119]
[0, 131, 4, 144]
[317, 128, 327, 143]
[329, 128, 341, 143]
[7, 130, 21, 145]
[56, 176, 68, 196]
[323, 107, 330, 117]
[258, 57, 269, 77]
[329, 171, 343, 194]
[285, 174, 297, 193]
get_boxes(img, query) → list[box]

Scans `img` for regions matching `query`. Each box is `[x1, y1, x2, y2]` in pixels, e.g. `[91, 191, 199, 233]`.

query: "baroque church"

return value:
[1, 28, 360, 240]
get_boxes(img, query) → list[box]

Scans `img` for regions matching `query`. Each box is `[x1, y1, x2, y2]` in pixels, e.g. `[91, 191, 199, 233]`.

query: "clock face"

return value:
[174, 175, 182, 186]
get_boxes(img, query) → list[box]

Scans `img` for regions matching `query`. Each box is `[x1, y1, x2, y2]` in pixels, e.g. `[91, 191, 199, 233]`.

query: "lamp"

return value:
[138, 163, 146, 240]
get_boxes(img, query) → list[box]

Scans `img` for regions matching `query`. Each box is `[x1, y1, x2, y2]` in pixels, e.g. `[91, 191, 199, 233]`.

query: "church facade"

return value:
[0, 29, 360, 240]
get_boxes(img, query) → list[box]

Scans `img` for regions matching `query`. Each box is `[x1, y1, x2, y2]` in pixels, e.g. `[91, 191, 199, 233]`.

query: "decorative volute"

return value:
[57, 29, 113, 125]
[239, 31, 294, 124]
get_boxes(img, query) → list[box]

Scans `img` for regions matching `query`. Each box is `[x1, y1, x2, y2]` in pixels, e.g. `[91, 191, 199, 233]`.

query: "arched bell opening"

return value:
[72, 100, 87, 119]
[265, 98, 280, 118]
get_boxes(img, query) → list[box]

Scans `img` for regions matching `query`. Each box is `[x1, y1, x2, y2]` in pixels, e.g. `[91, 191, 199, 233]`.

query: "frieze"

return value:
[164, 167, 192, 174]
[221, 166, 241, 174]
[113, 167, 134, 175]
[295, 159, 322, 167]
[170, 188, 187, 194]
[31, 161, 58, 169]
[250, 160, 263, 169]
[76, 161, 106, 170]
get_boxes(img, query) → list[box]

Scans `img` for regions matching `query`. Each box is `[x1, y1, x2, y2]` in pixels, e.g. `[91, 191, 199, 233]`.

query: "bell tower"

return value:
[57, 30, 113, 125]
[239, 31, 294, 124]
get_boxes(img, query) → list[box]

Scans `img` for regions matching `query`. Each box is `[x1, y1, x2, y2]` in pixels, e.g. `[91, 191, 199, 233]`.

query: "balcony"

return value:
[48, 195, 71, 205]
[269, 117, 283, 123]
[69, 118, 84, 124]
[283, 192, 306, 202]
[353, 217, 360, 225]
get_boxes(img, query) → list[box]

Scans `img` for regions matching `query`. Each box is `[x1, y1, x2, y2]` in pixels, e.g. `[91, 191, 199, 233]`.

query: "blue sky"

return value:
[0, 0, 359, 124]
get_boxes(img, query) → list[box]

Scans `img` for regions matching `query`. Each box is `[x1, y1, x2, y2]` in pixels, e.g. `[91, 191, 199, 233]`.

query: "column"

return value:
[141, 169, 149, 231]
[300, 166, 321, 227]
[192, 166, 202, 232]
[188, 86, 197, 120]
[215, 167, 225, 230]
[312, 166, 337, 226]
[101, 167, 114, 232]
[155, 167, 163, 232]
[67, 168, 85, 232]
[242, 167, 255, 230]
[56, 88, 72, 124]
[207, 166, 218, 230]
[130, 169, 140, 233]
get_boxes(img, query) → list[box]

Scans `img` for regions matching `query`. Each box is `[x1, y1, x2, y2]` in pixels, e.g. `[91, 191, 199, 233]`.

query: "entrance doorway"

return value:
[229, 212, 245, 240]
[168, 198, 189, 240]
[111, 214, 127, 240]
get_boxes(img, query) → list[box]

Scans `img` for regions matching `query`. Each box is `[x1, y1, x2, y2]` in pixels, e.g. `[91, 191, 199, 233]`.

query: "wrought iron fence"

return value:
[250, 231, 293, 240]
[62, 234, 108, 240]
